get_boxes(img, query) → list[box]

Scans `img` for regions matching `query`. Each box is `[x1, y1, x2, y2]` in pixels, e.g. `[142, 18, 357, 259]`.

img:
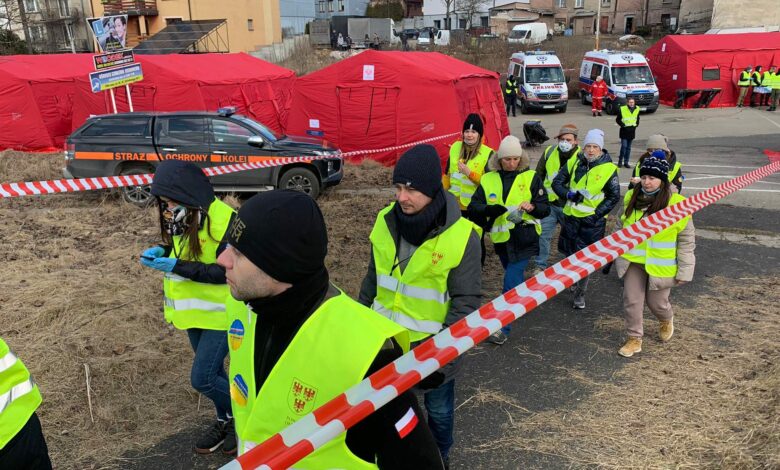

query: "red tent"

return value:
[0, 54, 94, 151]
[646, 33, 780, 108]
[0, 53, 295, 152]
[284, 50, 510, 166]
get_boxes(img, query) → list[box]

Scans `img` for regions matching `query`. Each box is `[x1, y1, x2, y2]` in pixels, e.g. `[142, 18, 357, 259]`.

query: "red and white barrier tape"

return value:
[220, 160, 780, 470]
[0, 132, 461, 199]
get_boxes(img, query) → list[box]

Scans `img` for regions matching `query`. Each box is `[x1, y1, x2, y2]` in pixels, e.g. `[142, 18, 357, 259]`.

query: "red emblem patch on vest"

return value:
[288, 378, 318, 415]
[431, 251, 444, 265]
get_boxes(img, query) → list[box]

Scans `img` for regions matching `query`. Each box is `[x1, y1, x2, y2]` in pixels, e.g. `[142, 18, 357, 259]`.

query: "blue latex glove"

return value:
[141, 257, 177, 273]
[141, 246, 165, 260]
[567, 191, 584, 203]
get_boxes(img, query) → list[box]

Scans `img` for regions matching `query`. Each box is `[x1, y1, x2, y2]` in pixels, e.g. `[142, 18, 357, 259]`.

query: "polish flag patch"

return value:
[395, 407, 419, 438]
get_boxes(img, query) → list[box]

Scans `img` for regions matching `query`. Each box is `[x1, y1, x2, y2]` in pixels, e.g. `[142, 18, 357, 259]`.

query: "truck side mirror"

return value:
[565, 75, 570, 84]
[248, 136, 265, 148]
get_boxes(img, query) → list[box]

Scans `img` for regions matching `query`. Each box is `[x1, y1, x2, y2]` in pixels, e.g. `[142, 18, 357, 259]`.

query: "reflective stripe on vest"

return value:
[0, 338, 43, 449]
[504, 79, 517, 94]
[162, 198, 234, 331]
[563, 159, 617, 218]
[738, 71, 751, 86]
[227, 293, 406, 467]
[448, 141, 492, 208]
[620, 191, 689, 278]
[479, 170, 542, 243]
[542, 145, 579, 202]
[369, 204, 476, 342]
[620, 105, 640, 127]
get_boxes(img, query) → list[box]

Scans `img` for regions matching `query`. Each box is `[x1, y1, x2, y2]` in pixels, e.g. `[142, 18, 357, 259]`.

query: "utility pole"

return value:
[15, 0, 34, 53]
[595, 0, 601, 50]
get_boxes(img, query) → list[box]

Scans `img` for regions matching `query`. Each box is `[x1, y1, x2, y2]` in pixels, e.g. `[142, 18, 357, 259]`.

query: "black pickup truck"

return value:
[63, 108, 343, 205]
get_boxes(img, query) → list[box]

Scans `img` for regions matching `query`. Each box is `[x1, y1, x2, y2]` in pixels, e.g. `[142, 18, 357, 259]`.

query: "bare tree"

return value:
[441, 0, 454, 29]
[454, 0, 488, 30]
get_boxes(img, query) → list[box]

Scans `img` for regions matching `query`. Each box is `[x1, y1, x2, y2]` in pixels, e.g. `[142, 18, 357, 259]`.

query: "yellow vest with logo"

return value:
[541, 145, 580, 202]
[738, 71, 751, 86]
[563, 159, 618, 218]
[479, 170, 542, 243]
[448, 141, 492, 208]
[620, 105, 640, 127]
[0, 338, 43, 449]
[226, 292, 407, 466]
[620, 191, 689, 278]
[163, 198, 234, 331]
[369, 204, 477, 342]
[634, 159, 682, 185]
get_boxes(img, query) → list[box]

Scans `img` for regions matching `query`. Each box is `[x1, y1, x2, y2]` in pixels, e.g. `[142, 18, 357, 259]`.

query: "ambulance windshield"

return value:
[526, 66, 564, 83]
[612, 65, 654, 85]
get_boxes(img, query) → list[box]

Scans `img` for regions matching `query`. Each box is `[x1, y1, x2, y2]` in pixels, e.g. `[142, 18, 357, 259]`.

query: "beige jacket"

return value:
[614, 215, 696, 290]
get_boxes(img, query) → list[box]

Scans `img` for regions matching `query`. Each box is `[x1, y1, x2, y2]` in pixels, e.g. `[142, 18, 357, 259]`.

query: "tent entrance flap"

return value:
[337, 86, 399, 158]
[133, 20, 228, 54]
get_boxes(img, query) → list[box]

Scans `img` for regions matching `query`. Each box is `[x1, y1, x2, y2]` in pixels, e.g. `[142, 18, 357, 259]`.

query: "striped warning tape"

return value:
[220, 160, 780, 470]
[0, 132, 461, 199]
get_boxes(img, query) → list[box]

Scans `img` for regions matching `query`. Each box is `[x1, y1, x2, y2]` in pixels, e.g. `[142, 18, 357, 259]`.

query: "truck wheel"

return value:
[120, 166, 154, 206]
[559, 104, 567, 113]
[605, 100, 616, 115]
[580, 91, 588, 105]
[279, 167, 320, 199]
[520, 99, 529, 114]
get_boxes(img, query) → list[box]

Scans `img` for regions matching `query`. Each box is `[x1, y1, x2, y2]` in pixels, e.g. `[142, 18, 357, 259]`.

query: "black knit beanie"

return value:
[225, 190, 328, 284]
[639, 156, 670, 183]
[392, 144, 444, 198]
[462, 113, 484, 138]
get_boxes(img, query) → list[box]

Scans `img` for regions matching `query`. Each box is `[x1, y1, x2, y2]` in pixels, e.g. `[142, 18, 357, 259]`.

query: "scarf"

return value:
[392, 189, 447, 246]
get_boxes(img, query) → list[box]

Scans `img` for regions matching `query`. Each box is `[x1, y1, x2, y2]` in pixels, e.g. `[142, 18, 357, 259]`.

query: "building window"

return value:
[556, 0, 566, 8]
[247, 19, 254, 31]
[338, 0, 344, 11]
[481, 16, 488, 27]
[434, 20, 441, 29]
[601, 0, 611, 5]
[318, 1, 325, 13]
[60, 23, 72, 47]
[29, 24, 45, 41]
[58, 0, 69, 16]
[165, 17, 183, 25]
[24, 0, 38, 12]
[702, 67, 719, 81]
[575, 0, 583, 7]
[459, 18, 467, 29]
[328, 0, 333, 12]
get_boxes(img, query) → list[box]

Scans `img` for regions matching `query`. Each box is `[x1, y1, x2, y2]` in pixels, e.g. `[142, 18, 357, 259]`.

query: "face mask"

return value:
[640, 186, 661, 196]
[558, 140, 573, 153]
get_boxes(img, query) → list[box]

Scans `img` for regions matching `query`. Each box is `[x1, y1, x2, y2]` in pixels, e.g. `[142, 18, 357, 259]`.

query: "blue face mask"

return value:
[640, 186, 661, 196]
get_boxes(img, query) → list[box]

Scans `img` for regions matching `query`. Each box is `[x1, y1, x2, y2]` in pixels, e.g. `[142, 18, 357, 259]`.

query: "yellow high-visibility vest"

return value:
[479, 170, 541, 243]
[448, 141, 492, 208]
[562, 159, 618, 218]
[0, 338, 43, 449]
[540, 145, 579, 203]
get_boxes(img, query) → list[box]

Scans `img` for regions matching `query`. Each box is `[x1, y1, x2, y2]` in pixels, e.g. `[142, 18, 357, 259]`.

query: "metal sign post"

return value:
[126, 85, 134, 112]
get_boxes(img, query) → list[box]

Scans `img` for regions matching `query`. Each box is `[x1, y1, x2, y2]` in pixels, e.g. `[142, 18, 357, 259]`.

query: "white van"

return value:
[507, 23, 549, 45]
[578, 50, 659, 114]
[507, 51, 569, 113]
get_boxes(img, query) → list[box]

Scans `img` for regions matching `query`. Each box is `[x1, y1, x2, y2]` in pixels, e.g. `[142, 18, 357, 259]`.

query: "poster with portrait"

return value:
[87, 15, 128, 52]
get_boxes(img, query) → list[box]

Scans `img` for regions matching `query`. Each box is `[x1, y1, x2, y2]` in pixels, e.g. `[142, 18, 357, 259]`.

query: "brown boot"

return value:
[618, 337, 642, 357]
[659, 319, 674, 342]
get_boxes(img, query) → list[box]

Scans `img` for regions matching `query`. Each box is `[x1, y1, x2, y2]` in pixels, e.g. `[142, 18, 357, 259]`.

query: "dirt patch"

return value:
[466, 277, 780, 468]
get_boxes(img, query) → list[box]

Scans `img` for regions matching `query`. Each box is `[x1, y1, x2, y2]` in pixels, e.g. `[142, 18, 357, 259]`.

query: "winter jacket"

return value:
[629, 151, 684, 193]
[552, 150, 621, 257]
[616, 106, 640, 140]
[468, 168, 549, 262]
[614, 208, 696, 289]
[358, 191, 482, 382]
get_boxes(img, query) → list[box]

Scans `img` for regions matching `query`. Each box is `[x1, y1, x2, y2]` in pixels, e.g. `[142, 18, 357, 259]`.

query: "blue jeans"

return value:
[495, 250, 529, 335]
[424, 379, 455, 460]
[535, 205, 566, 269]
[619, 138, 633, 165]
[187, 328, 231, 420]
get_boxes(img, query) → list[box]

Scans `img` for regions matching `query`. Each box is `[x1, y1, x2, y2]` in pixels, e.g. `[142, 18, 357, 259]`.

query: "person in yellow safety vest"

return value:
[533, 123, 581, 274]
[552, 129, 620, 309]
[0, 338, 51, 469]
[616, 97, 640, 169]
[736, 65, 753, 108]
[359, 145, 483, 468]
[629, 134, 684, 194]
[757, 65, 774, 107]
[443, 113, 495, 215]
[217, 190, 444, 468]
[467, 136, 549, 345]
[749, 65, 763, 108]
[767, 66, 779, 112]
[504, 74, 519, 117]
[613, 156, 696, 358]
[139, 160, 236, 455]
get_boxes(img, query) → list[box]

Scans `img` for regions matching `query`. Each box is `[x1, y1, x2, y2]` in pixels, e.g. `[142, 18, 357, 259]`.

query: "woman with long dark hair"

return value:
[614, 156, 696, 358]
[444, 113, 495, 216]
[139, 160, 237, 454]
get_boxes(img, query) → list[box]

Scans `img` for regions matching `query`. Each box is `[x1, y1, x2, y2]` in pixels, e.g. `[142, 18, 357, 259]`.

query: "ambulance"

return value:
[507, 51, 569, 114]
[578, 50, 659, 114]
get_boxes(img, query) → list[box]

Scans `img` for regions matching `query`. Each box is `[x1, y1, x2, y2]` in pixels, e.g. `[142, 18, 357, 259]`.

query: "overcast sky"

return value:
[423, 0, 521, 15]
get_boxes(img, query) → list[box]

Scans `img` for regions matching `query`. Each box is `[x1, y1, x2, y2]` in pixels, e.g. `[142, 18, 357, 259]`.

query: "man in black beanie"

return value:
[217, 190, 443, 468]
[359, 144, 482, 468]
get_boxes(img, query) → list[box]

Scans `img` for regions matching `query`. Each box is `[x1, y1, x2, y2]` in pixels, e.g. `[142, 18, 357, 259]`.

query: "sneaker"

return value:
[487, 330, 508, 345]
[573, 292, 585, 309]
[194, 420, 227, 454]
[618, 337, 643, 357]
[222, 418, 237, 455]
[659, 319, 674, 342]
[623, 163, 630, 169]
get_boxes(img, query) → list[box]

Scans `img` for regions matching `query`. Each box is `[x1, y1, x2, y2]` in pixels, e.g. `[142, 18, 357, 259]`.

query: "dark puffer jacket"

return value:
[551, 150, 621, 257]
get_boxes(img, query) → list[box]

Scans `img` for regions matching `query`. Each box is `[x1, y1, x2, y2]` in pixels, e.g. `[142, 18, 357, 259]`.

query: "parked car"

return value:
[63, 108, 343, 205]
[401, 28, 420, 40]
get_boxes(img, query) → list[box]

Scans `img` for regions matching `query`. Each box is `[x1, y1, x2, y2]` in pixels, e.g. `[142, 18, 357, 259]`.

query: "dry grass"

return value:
[467, 277, 780, 468]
